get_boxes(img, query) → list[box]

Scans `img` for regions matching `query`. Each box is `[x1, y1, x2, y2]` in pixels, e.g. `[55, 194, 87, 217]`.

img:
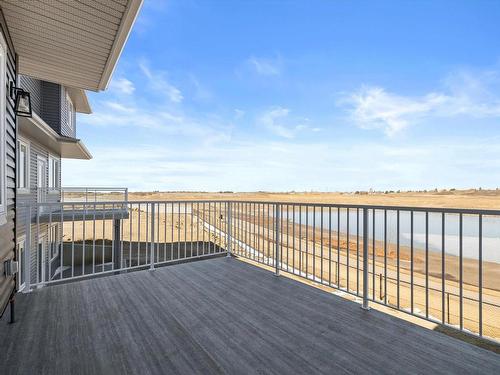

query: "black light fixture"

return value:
[10, 82, 32, 117]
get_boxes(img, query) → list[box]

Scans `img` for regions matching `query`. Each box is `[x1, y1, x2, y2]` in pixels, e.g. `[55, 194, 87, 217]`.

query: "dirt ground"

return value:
[125, 189, 500, 209]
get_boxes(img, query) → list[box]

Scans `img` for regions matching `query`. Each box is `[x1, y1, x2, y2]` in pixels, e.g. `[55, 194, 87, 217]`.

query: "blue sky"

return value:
[64, 0, 500, 192]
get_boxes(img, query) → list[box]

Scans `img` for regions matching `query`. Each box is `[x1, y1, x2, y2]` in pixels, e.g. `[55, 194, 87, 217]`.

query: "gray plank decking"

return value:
[0, 257, 498, 375]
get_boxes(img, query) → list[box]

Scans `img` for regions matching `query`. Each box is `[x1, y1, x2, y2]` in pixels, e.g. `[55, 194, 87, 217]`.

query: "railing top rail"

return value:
[16, 199, 500, 215]
[61, 187, 128, 191]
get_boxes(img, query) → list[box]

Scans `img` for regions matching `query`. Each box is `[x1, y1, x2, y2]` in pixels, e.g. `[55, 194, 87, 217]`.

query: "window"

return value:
[17, 139, 29, 192]
[66, 93, 74, 131]
[17, 237, 26, 291]
[48, 155, 60, 191]
[49, 224, 60, 261]
[0, 31, 6, 222]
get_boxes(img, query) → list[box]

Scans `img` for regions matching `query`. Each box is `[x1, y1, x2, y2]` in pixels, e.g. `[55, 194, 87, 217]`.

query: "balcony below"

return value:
[1, 257, 498, 374]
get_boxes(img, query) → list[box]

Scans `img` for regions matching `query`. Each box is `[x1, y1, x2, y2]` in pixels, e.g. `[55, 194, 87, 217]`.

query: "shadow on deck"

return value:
[1, 257, 499, 374]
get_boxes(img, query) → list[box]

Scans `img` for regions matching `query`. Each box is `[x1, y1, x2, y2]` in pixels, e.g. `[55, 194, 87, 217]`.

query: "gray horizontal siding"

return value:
[18, 77, 76, 138]
[16, 138, 61, 285]
[41, 81, 61, 134]
[0, 9, 17, 316]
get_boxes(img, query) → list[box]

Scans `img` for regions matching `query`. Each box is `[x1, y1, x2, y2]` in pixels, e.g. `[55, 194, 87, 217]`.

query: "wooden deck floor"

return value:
[0, 257, 499, 374]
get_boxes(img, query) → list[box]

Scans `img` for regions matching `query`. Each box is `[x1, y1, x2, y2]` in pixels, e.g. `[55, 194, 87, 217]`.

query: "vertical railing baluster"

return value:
[72, 205, 75, 278]
[459, 213, 463, 330]
[320, 206, 324, 283]
[329, 206, 332, 286]
[362, 207, 369, 310]
[396, 209, 400, 309]
[275, 203, 280, 276]
[24, 205, 31, 292]
[60, 206, 63, 280]
[145, 204, 149, 264]
[372, 209, 375, 299]
[384, 209, 387, 304]
[337, 208, 340, 286]
[425, 211, 429, 318]
[357, 208, 359, 296]
[305, 206, 308, 279]
[137, 203, 141, 265]
[227, 201, 232, 257]
[82, 203, 86, 276]
[178, 202, 181, 258]
[286, 204, 290, 271]
[163, 202, 169, 262]
[346, 207, 349, 291]
[441, 212, 446, 324]
[92, 203, 96, 274]
[280, 204, 284, 267]
[150, 203, 155, 270]
[411, 210, 414, 313]
[312, 206, 316, 280]
[184, 202, 187, 258]
[299, 205, 302, 276]
[130, 203, 134, 267]
[478, 214, 483, 337]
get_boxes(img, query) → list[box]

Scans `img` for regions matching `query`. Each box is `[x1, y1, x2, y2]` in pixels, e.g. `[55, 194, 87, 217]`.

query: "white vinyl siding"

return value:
[17, 139, 30, 192]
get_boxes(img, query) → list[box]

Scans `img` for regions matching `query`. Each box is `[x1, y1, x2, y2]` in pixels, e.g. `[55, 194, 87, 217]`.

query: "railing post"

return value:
[362, 207, 370, 310]
[275, 203, 280, 276]
[150, 203, 155, 271]
[226, 202, 232, 257]
[24, 205, 31, 293]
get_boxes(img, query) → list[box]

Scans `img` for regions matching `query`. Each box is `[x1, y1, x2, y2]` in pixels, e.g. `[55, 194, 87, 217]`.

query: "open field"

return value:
[126, 189, 500, 209]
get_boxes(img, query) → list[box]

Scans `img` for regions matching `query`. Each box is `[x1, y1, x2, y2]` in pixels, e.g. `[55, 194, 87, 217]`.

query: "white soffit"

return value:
[0, 0, 143, 91]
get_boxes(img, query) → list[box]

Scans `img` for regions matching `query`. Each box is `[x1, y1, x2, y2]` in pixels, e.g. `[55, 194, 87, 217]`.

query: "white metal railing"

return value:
[61, 187, 128, 203]
[18, 200, 500, 343]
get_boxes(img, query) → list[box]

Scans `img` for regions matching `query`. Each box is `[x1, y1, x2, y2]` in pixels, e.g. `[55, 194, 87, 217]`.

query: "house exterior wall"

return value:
[15, 74, 82, 289]
[16, 136, 61, 285]
[19, 76, 76, 139]
[0, 8, 17, 317]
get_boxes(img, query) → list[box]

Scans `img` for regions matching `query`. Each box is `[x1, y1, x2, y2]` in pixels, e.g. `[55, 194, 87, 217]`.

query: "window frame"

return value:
[48, 154, 60, 192]
[17, 138, 30, 194]
[66, 92, 74, 132]
[17, 236, 26, 291]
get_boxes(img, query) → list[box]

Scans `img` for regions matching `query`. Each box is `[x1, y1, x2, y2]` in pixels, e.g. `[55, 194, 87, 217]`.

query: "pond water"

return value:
[278, 207, 500, 263]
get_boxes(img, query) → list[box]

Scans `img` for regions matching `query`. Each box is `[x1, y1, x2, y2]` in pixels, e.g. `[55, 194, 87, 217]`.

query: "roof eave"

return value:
[97, 0, 144, 91]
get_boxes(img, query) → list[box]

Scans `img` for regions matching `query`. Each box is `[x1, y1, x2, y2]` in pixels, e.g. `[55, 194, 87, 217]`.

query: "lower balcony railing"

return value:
[17, 200, 500, 343]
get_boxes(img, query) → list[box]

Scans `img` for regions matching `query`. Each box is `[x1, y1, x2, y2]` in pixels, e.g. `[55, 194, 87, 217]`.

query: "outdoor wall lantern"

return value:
[10, 82, 32, 117]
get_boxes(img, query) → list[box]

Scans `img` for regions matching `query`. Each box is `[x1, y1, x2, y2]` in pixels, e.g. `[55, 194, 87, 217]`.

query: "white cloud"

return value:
[139, 60, 183, 103]
[258, 107, 321, 138]
[340, 68, 500, 136]
[105, 101, 136, 113]
[109, 77, 135, 95]
[247, 56, 282, 76]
